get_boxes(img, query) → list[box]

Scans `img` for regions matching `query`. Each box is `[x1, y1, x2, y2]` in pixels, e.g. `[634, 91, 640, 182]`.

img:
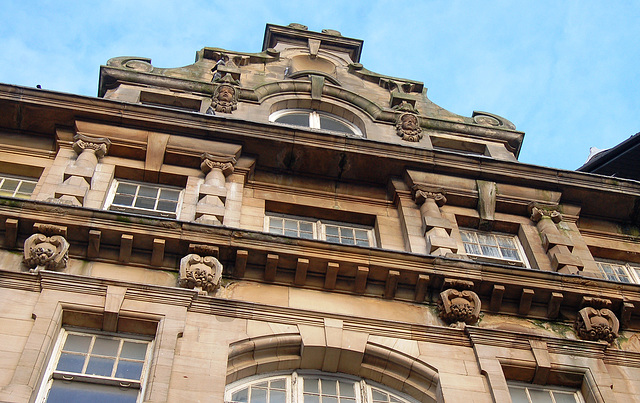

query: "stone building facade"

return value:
[0, 23, 639, 402]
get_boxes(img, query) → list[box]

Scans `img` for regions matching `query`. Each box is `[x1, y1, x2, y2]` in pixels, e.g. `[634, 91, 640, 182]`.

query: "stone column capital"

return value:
[72, 134, 111, 157]
[414, 189, 447, 207]
[200, 153, 236, 177]
[529, 205, 562, 223]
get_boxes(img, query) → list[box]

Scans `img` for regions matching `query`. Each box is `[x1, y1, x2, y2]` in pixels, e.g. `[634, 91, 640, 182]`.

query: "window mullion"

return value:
[310, 111, 321, 129]
[81, 335, 96, 375]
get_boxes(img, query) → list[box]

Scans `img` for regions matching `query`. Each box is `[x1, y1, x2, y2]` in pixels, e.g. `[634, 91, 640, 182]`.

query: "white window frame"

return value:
[507, 381, 585, 403]
[225, 371, 418, 403]
[104, 179, 184, 219]
[36, 328, 154, 403]
[269, 109, 363, 136]
[594, 259, 640, 284]
[459, 228, 529, 267]
[0, 174, 38, 199]
[265, 213, 376, 247]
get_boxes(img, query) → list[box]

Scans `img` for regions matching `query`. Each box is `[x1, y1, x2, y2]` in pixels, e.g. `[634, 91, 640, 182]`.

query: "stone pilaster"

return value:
[195, 153, 236, 225]
[529, 205, 583, 274]
[414, 189, 457, 256]
[53, 134, 111, 206]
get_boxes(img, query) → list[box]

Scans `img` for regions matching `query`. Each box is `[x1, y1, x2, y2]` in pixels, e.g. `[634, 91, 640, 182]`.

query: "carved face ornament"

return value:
[396, 113, 423, 142]
[210, 84, 238, 114]
[217, 85, 235, 103]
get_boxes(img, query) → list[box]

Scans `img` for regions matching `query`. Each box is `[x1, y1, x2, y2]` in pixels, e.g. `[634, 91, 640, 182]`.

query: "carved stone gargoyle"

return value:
[178, 253, 223, 294]
[575, 307, 619, 343]
[438, 289, 481, 327]
[23, 233, 69, 272]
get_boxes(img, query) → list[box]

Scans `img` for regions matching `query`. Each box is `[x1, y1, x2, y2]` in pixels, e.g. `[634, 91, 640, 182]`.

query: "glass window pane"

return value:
[92, 338, 119, 357]
[47, 380, 139, 403]
[270, 389, 286, 403]
[134, 197, 156, 210]
[304, 378, 319, 393]
[251, 387, 267, 403]
[460, 231, 475, 243]
[464, 243, 481, 255]
[326, 226, 339, 236]
[477, 233, 498, 246]
[269, 218, 283, 230]
[270, 379, 286, 390]
[115, 360, 143, 380]
[323, 397, 338, 403]
[496, 236, 516, 248]
[284, 220, 298, 231]
[528, 388, 553, 403]
[339, 381, 355, 397]
[1, 179, 19, 191]
[116, 183, 137, 195]
[156, 200, 177, 212]
[120, 342, 147, 360]
[372, 389, 388, 401]
[300, 222, 313, 233]
[480, 245, 501, 257]
[300, 231, 314, 239]
[321, 379, 337, 395]
[275, 113, 311, 127]
[17, 181, 37, 195]
[231, 387, 249, 403]
[159, 189, 180, 201]
[355, 230, 368, 240]
[55, 353, 85, 373]
[553, 391, 578, 403]
[319, 116, 352, 134]
[304, 395, 320, 403]
[137, 186, 158, 198]
[508, 387, 529, 403]
[284, 229, 299, 237]
[501, 248, 520, 261]
[112, 194, 134, 207]
[63, 335, 92, 353]
[86, 356, 115, 377]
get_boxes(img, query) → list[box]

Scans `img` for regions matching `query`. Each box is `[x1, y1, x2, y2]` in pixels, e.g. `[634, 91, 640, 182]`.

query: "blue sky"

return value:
[2, 1, 639, 171]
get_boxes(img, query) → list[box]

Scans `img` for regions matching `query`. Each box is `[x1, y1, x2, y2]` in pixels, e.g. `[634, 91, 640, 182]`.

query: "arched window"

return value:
[269, 109, 363, 136]
[225, 371, 418, 403]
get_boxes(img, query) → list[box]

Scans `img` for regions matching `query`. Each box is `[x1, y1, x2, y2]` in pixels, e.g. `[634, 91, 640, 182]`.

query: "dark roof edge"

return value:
[577, 131, 640, 172]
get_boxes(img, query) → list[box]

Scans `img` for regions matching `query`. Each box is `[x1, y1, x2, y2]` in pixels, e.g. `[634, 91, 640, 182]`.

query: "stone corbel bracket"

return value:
[178, 253, 223, 295]
[575, 306, 619, 343]
[438, 279, 480, 328]
[23, 232, 70, 272]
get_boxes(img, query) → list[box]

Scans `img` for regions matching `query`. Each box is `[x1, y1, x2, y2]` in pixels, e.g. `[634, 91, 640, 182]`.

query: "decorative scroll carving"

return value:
[438, 288, 481, 327]
[575, 307, 619, 343]
[395, 113, 423, 142]
[23, 233, 69, 272]
[321, 29, 342, 36]
[208, 80, 238, 114]
[530, 206, 563, 223]
[414, 190, 447, 207]
[288, 23, 308, 30]
[178, 253, 223, 294]
[472, 111, 516, 130]
[106, 56, 154, 72]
